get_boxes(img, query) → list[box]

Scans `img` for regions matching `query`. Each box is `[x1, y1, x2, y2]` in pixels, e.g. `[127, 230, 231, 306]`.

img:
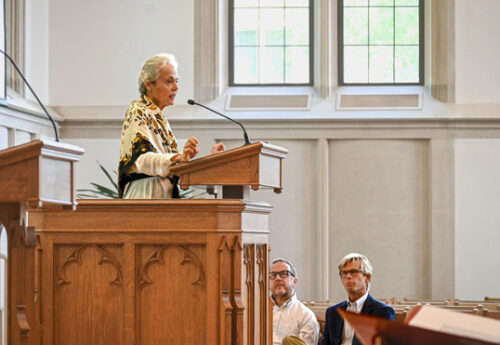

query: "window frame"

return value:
[338, 0, 425, 86]
[228, 0, 314, 87]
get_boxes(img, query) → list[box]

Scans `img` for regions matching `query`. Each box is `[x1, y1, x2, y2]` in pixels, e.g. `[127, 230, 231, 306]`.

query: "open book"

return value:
[338, 306, 500, 345]
[406, 305, 500, 344]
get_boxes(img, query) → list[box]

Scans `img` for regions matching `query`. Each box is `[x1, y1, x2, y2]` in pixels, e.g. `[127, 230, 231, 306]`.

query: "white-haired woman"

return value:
[118, 53, 224, 198]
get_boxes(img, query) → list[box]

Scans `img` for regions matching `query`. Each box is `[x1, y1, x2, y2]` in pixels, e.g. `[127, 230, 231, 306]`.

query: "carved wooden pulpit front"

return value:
[0, 140, 287, 345]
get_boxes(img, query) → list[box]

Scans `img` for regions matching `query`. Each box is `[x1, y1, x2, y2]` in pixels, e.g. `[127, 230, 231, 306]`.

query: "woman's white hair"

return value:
[138, 53, 178, 96]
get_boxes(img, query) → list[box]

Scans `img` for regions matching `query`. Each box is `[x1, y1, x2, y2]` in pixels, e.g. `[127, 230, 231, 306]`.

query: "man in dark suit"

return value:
[321, 253, 395, 345]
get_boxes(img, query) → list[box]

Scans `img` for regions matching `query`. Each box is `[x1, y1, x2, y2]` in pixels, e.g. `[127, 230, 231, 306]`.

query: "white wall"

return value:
[329, 139, 430, 301]
[25, 0, 50, 103]
[64, 138, 121, 197]
[455, 0, 500, 104]
[455, 139, 500, 299]
[49, 0, 194, 106]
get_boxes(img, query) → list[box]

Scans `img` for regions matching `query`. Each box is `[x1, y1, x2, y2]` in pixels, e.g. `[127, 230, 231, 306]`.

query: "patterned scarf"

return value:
[118, 95, 179, 197]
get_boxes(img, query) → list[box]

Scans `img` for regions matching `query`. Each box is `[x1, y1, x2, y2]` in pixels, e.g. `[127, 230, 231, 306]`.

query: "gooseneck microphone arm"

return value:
[187, 99, 251, 145]
[0, 49, 59, 142]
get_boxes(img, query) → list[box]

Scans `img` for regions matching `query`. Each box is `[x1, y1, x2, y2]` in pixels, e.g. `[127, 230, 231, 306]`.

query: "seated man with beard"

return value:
[271, 258, 319, 345]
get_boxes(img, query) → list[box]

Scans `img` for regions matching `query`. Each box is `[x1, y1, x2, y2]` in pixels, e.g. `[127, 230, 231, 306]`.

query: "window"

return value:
[339, 0, 424, 85]
[229, 0, 313, 86]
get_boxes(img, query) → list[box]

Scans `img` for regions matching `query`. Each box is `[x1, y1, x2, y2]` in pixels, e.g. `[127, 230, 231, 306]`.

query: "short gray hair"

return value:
[271, 258, 297, 277]
[138, 53, 178, 96]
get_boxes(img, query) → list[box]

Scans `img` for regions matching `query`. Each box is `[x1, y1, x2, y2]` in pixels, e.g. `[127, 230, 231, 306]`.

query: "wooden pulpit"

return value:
[170, 141, 288, 198]
[0, 140, 287, 345]
[0, 140, 84, 345]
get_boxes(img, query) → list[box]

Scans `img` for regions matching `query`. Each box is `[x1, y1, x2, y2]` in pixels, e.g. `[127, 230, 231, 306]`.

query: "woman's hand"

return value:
[210, 142, 225, 155]
[170, 136, 200, 163]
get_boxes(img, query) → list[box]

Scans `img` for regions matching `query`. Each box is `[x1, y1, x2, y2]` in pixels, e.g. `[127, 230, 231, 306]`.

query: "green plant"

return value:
[77, 162, 118, 199]
[77, 161, 208, 199]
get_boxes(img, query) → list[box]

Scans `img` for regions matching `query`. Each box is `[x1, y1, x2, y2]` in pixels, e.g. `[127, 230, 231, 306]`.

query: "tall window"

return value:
[339, 0, 424, 85]
[229, 0, 313, 86]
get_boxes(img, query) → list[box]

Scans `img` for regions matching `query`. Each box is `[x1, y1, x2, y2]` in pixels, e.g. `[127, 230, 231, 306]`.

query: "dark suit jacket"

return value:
[321, 294, 395, 345]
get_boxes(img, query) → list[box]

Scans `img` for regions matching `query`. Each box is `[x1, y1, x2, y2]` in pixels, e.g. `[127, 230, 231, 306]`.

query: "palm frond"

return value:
[97, 161, 118, 190]
[89, 183, 118, 198]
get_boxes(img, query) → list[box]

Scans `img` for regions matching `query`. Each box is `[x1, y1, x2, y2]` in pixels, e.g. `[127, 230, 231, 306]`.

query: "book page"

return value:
[407, 305, 500, 344]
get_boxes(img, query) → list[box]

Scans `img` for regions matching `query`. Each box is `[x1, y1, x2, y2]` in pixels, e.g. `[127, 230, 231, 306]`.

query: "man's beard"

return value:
[273, 285, 292, 298]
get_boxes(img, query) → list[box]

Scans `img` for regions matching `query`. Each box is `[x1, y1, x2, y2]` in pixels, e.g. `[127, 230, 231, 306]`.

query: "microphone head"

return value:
[187, 99, 195, 105]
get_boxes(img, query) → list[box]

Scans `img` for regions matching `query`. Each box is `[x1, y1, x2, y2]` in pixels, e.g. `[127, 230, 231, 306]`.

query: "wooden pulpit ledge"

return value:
[0, 140, 286, 345]
[170, 141, 288, 199]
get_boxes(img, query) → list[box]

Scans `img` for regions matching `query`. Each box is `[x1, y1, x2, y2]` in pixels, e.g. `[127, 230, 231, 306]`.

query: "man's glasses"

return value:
[269, 270, 295, 280]
[339, 269, 364, 278]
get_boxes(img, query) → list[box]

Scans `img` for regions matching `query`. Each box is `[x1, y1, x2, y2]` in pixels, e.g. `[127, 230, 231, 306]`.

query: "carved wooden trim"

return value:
[1, 204, 37, 248]
[57, 244, 124, 287]
[16, 304, 30, 338]
[137, 245, 206, 288]
[22, 225, 37, 247]
[218, 236, 232, 345]
[230, 237, 244, 344]
[256, 244, 268, 345]
[34, 246, 42, 304]
[243, 244, 255, 345]
[5, 210, 21, 248]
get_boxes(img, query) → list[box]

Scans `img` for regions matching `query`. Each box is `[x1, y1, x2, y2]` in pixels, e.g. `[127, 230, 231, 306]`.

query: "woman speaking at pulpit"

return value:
[118, 53, 224, 199]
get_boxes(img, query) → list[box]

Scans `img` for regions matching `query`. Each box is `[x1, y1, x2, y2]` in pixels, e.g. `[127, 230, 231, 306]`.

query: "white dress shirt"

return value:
[273, 294, 320, 345]
[341, 292, 369, 345]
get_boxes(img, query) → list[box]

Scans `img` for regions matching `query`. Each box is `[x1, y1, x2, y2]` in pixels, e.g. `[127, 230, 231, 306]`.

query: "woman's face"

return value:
[145, 63, 179, 109]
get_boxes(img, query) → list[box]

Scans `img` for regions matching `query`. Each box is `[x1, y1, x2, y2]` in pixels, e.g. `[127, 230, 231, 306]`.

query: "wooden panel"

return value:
[182, 154, 259, 187]
[54, 244, 124, 345]
[136, 244, 206, 345]
[26, 199, 272, 345]
[0, 157, 38, 202]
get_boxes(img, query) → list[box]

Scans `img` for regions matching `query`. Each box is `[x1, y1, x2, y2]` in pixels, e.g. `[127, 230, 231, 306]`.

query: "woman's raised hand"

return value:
[182, 136, 200, 161]
[210, 142, 225, 155]
[170, 136, 200, 163]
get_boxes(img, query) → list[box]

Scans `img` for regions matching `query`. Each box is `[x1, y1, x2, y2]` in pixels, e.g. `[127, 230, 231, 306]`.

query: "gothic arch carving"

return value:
[56, 244, 123, 287]
[137, 245, 206, 288]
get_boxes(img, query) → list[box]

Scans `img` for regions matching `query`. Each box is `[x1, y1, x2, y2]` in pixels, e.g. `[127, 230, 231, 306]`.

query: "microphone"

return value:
[187, 99, 250, 145]
[0, 49, 59, 141]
